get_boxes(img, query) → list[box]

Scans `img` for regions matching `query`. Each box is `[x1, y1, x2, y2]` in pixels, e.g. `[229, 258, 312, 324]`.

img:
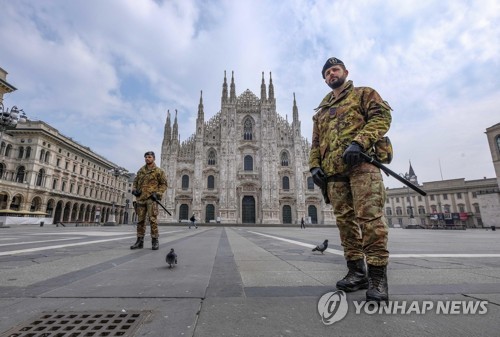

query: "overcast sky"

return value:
[1, 0, 499, 189]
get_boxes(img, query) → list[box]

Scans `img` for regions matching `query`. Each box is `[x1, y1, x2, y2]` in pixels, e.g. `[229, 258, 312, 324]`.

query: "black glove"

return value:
[151, 192, 160, 201]
[310, 167, 326, 188]
[342, 142, 364, 166]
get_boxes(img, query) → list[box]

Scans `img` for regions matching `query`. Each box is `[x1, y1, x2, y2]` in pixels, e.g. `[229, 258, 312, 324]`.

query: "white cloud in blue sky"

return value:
[1, 0, 499, 188]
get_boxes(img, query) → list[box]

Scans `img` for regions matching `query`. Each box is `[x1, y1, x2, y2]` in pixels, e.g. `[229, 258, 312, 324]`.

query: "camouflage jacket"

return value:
[133, 164, 168, 202]
[309, 80, 392, 176]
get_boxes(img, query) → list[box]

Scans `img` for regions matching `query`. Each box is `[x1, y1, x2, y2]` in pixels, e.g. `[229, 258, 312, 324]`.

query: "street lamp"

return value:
[0, 103, 27, 144]
[399, 171, 416, 226]
[106, 166, 127, 225]
[124, 198, 130, 224]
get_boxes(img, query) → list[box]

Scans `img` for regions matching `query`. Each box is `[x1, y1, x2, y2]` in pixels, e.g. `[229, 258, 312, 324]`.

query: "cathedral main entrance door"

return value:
[282, 205, 292, 224]
[242, 196, 256, 223]
[205, 204, 215, 222]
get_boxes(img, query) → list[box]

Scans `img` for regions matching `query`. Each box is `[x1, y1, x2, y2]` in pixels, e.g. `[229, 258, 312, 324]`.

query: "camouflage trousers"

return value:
[135, 199, 159, 238]
[327, 162, 389, 266]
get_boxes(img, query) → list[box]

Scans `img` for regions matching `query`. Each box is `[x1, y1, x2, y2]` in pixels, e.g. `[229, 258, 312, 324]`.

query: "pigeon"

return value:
[166, 248, 177, 268]
[312, 240, 329, 254]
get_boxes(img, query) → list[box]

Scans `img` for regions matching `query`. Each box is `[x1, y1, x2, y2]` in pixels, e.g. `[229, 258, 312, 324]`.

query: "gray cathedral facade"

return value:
[160, 71, 334, 225]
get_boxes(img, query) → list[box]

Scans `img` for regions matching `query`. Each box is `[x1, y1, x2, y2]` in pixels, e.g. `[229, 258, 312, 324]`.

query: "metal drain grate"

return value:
[2, 310, 149, 337]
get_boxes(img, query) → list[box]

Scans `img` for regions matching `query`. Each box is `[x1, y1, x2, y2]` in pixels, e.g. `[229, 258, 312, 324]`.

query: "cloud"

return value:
[1, 0, 498, 187]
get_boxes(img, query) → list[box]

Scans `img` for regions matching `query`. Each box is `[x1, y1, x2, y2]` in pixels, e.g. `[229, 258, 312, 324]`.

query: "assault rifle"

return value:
[320, 183, 330, 204]
[360, 153, 427, 196]
[151, 194, 172, 216]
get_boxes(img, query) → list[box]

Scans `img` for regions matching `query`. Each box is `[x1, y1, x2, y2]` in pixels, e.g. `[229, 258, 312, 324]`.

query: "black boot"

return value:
[152, 238, 159, 250]
[336, 259, 369, 292]
[366, 264, 389, 303]
[130, 237, 144, 250]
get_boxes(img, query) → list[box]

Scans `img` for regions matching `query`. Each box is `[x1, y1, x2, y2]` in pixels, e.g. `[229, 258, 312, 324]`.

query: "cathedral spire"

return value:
[408, 161, 418, 184]
[409, 161, 415, 177]
[260, 71, 267, 101]
[172, 109, 178, 141]
[163, 109, 172, 143]
[292, 92, 298, 123]
[230, 71, 236, 101]
[197, 90, 204, 122]
[222, 70, 228, 104]
[268, 72, 274, 100]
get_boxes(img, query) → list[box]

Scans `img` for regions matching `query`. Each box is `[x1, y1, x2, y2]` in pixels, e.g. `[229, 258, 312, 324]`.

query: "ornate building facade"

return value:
[160, 72, 333, 225]
[0, 120, 129, 225]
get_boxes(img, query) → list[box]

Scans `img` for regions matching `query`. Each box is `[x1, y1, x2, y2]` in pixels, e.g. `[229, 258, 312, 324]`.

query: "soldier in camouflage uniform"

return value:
[130, 151, 168, 251]
[309, 57, 392, 302]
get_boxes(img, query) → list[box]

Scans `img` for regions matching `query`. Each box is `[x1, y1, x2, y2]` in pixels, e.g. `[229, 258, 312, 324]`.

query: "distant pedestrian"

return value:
[189, 213, 197, 229]
[300, 217, 306, 229]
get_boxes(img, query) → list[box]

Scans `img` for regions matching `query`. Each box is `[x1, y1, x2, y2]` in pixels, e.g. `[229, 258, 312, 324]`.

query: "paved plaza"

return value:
[0, 225, 499, 336]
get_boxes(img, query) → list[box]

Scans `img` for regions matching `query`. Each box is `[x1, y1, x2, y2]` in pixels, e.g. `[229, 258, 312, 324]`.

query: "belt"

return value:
[326, 175, 350, 183]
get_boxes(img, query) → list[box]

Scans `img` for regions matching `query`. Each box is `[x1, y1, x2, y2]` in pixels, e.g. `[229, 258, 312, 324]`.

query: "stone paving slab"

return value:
[195, 294, 499, 337]
[42, 228, 219, 299]
[0, 226, 498, 336]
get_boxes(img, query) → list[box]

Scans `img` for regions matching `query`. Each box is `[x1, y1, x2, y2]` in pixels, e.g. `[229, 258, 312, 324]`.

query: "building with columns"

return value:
[385, 125, 500, 228]
[385, 173, 498, 228]
[160, 71, 333, 225]
[0, 120, 130, 225]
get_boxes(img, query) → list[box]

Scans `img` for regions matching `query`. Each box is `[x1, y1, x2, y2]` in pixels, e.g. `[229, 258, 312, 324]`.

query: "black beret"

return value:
[322, 57, 345, 78]
[144, 151, 155, 158]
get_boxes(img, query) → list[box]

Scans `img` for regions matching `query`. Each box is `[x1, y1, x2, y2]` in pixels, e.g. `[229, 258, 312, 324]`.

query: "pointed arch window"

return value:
[280, 151, 289, 166]
[208, 149, 216, 165]
[243, 118, 253, 140]
[282, 176, 290, 190]
[207, 175, 215, 189]
[0, 163, 4, 180]
[26, 147, 32, 158]
[244, 155, 253, 171]
[18, 146, 24, 159]
[307, 177, 314, 190]
[182, 175, 189, 189]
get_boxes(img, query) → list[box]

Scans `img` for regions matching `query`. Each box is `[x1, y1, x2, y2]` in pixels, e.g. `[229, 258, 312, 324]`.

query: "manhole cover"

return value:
[2, 310, 149, 337]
